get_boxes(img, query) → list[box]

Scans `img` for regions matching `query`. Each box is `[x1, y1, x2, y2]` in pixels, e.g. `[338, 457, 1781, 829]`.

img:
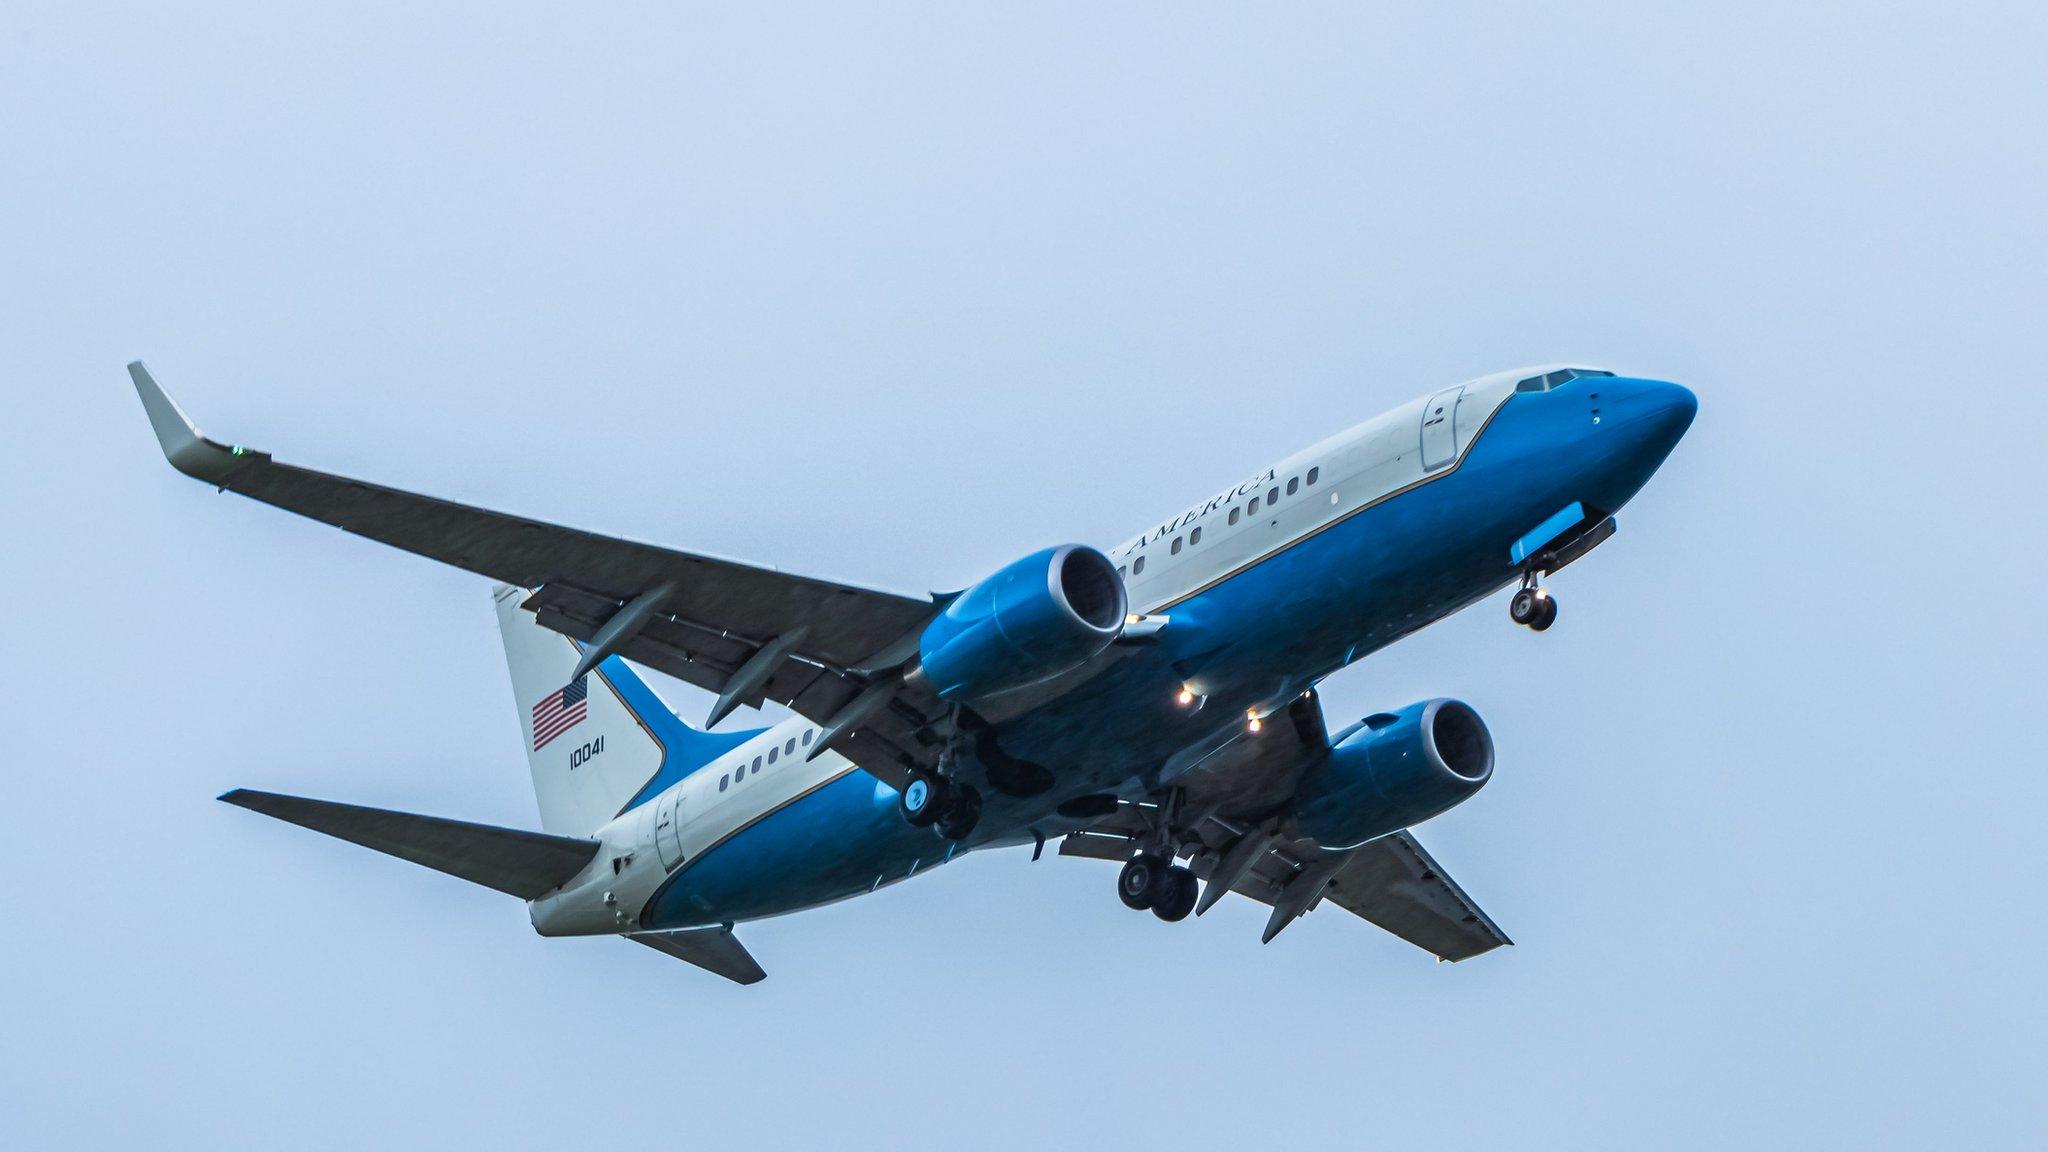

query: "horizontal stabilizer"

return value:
[629, 926, 767, 985]
[220, 789, 599, 899]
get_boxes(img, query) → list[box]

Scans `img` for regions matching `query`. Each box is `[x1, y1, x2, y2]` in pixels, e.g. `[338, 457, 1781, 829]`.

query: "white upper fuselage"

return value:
[1112, 368, 1527, 612]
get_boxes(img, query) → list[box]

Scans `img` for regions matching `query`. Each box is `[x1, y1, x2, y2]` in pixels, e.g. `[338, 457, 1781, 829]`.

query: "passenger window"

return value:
[1117, 565, 1127, 578]
[1267, 487, 1279, 504]
[1307, 466, 1320, 485]
[802, 729, 813, 745]
[768, 747, 778, 765]
[1133, 556, 1146, 575]
[785, 738, 796, 755]
[1171, 537, 1182, 555]
[1287, 477, 1299, 496]
[719, 774, 729, 791]
[1228, 508, 1240, 525]
[1248, 496, 1260, 513]
[1189, 527, 1202, 545]
[735, 764, 746, 781]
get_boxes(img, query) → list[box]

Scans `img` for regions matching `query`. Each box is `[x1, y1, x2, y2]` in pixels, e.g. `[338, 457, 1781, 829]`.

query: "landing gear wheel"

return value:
[1529, 593, 1559, 632]
[935, 784, 982, 842]
[899, 771, 946, 828]
[1118, 854, 1170, 910]
[1152, 866, 1199, 923]
[1510, 587, 1541, 626]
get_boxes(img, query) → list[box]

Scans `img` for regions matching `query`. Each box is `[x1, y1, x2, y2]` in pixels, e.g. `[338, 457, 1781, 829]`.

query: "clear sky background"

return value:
[4, 3, 2044, 1147]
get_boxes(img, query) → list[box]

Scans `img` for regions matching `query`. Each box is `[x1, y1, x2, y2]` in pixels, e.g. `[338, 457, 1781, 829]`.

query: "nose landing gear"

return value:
[1509, 572, 1559, 632]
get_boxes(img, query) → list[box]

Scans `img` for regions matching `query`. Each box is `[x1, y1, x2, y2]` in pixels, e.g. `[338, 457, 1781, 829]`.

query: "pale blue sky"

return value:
[4, 3, 2044, 1147]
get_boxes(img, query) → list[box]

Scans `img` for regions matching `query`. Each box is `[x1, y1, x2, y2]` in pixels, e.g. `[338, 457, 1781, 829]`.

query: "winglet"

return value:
[128, 360, 262, 484]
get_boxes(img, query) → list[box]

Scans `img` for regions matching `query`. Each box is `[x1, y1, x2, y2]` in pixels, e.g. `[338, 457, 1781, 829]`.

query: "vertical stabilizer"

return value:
[495, 585, 666, 834]
[493, 585, 756, 835]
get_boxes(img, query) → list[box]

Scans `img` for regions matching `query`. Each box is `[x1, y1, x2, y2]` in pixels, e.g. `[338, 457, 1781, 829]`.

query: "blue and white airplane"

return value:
[132, 361, 1694, 984]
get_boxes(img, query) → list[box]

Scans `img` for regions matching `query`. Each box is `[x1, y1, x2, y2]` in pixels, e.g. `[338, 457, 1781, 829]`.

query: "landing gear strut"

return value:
[1509, 571, 1559, 632]
[899, 769, 982, 841]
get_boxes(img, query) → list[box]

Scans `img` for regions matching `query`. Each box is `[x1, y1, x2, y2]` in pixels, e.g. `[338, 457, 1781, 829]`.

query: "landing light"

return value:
[1176, 688, 1195, 706]
[1247, 711, 1263, 734]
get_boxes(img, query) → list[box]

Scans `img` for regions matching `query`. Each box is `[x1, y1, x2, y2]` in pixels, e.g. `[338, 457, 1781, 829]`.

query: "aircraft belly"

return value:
[643, 771, 960, 927]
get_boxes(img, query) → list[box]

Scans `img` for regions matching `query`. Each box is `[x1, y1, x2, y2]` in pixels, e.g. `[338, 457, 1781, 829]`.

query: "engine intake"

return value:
[1289, 698, 1494, 850]
[916, 545, 1127, 705]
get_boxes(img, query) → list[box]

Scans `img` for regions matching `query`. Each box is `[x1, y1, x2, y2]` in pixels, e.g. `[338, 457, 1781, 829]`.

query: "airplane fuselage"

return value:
[530, 365, 1697, 936]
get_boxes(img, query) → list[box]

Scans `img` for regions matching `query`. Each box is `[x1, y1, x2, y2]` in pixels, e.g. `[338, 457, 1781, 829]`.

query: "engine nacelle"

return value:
[1289, 698, 1494, 850]
[915, 545, 1127, 705]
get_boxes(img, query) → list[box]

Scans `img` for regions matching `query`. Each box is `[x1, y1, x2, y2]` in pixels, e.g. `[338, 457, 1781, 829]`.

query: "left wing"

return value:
[132, 362, 945, 786]
[1061, 691, 1510, 961]
[1319, 831, 1510, 961]
[1064, 820, 1510, 961]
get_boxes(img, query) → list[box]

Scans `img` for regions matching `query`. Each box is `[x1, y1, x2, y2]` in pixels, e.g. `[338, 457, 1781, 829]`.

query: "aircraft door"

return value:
[654, 790, 683, 870]
[1421, 386, 1463, 470]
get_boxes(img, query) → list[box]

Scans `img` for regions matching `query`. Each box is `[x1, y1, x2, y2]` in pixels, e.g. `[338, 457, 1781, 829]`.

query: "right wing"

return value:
[132, 362, 946, 786]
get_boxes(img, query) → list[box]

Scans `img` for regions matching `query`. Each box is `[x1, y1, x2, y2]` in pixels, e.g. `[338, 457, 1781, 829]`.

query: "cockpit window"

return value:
[1516, 367, 1617, 392]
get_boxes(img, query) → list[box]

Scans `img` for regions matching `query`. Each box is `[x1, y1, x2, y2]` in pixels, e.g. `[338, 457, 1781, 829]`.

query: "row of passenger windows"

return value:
[718, 728, 815, 791]
[1119, 466, 1322, 577]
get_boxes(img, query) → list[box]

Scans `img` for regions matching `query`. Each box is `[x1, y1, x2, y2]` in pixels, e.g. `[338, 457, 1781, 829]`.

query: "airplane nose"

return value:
[1607, 377, 1697, 458]
[1574, 377, 1696, 511]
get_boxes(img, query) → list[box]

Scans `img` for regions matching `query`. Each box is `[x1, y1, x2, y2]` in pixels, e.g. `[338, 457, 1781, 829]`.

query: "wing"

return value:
[1319, 831, 1511, 961]
[133, 362, 945, 786]
[1065, 820, 1509, 960]
[1060, 690, 1510, 961]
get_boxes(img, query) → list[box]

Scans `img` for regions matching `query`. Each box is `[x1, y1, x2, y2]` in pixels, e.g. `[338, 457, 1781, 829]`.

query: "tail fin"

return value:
[493, 585, 756, 835]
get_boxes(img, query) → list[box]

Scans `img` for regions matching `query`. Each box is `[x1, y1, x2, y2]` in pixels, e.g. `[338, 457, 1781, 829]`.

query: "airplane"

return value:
[131, 360, 1695, 984]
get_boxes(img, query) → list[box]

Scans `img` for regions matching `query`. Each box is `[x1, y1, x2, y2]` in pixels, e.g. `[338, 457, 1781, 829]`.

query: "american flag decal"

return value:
[532, 676, 589, 751]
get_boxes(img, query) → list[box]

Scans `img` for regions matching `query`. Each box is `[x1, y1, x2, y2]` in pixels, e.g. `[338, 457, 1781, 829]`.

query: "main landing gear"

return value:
[1117, 853, 1199, 922]
[899, 769, 982, 842]
[1509, 570, 1559, 632]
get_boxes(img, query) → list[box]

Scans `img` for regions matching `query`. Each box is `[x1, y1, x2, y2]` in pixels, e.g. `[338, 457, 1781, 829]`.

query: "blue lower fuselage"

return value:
[644, 375, 1696, 928]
